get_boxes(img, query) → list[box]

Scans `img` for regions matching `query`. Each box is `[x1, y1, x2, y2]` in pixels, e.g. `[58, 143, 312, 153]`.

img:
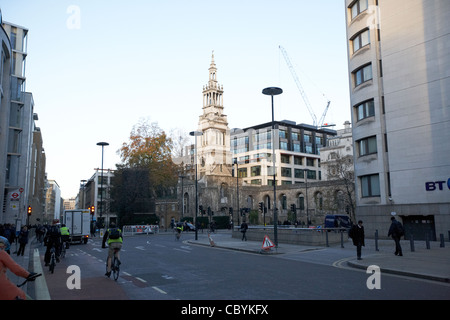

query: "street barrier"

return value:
[122, 225, 159, 236]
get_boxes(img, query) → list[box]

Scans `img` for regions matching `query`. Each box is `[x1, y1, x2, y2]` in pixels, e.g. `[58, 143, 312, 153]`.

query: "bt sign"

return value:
[425, 178, 450, 191]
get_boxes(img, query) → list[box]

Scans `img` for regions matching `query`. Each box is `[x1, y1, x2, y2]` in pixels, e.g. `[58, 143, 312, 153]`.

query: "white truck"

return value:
[62, 209, 91, 244]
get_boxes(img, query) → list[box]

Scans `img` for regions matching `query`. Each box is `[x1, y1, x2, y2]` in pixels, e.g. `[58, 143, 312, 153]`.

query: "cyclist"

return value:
[60, 224, 70, 250]
[175, 222, 183, 239]
[0, 236, 36, 300]
[102, 222, 123, 278]
[44, 219, 62, 266]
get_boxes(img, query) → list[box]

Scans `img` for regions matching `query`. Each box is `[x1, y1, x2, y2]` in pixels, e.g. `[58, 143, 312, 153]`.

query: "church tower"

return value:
[196, 52, 232, 178]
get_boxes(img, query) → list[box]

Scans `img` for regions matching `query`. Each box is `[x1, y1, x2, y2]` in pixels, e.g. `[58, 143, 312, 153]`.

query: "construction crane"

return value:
[279, 45, 331, 128]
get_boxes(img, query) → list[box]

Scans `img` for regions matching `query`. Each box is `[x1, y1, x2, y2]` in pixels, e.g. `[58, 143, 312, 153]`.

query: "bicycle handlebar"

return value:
[17, 272, 42, 287]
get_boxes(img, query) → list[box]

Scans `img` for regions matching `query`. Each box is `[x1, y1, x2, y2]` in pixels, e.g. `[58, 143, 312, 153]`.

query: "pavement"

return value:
[6, 229, 450, 300]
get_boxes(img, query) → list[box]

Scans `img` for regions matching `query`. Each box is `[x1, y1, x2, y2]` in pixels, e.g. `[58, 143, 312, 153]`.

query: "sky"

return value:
[2, 0, 351, 199]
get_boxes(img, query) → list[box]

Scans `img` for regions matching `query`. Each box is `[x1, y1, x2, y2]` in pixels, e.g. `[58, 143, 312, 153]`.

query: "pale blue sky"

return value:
[2, 0, 351, 198]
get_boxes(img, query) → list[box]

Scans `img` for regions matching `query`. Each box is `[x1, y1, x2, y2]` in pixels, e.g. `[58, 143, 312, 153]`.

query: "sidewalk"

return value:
[187, 230, 450, 283]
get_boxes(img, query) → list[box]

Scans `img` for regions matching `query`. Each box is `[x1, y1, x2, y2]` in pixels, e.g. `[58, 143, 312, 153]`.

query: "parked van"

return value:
[324, 214, 351, 229]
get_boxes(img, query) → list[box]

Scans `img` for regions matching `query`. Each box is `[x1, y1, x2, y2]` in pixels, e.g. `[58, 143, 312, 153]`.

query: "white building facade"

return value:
[345, 0, 450, 239]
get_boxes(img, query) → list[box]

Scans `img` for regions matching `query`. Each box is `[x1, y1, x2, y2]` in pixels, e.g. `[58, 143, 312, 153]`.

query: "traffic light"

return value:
[90, 206, 95, 215]
[290, 204, 296, 212]
[229, 207, 233, 215]
[27, 206, 32, 216]
[258, 202, 264, 212]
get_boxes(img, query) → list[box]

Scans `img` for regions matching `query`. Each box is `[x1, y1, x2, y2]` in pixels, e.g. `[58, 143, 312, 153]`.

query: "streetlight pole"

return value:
[190, 131, 203, 241]
[96, 142, 109, 227]
[262, 87, 282, 248]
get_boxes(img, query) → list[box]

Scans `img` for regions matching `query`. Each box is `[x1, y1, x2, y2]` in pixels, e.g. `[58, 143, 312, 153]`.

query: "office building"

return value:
[345, 0, 450, 239]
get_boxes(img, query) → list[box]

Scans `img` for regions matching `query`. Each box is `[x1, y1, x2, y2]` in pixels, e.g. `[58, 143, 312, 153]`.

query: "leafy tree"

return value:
[112, 118, 179, 222]
[118, 118, 178, 195]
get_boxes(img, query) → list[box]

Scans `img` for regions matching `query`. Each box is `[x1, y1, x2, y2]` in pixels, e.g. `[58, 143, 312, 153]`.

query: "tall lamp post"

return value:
[189, 131, 203, 241]
[262, 87, 282, 248]
[96, 142, 109, 227]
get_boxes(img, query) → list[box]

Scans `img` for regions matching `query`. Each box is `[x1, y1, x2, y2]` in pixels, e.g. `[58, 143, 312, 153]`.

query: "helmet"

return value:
[0, 236, 11, 251]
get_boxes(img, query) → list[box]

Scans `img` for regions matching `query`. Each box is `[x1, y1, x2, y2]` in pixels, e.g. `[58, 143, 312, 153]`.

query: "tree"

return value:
[112, 119, 179, 222]
[326, 152, 356, 223]
[118, 118, 178, 193]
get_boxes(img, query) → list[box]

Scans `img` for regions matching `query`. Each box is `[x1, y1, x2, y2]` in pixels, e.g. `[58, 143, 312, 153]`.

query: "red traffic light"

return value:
[90, 206, 95, 214]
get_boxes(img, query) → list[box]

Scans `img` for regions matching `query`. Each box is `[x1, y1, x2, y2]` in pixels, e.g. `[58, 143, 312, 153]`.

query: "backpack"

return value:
[109, 228, 121, 239]
[396, 222, 405, 237]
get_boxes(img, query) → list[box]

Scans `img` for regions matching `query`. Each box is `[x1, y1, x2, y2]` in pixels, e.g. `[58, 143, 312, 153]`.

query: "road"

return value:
[36, 232, 450, 301]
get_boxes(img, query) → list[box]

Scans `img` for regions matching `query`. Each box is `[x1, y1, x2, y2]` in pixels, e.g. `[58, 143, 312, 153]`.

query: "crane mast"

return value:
[279, 45, 331, 128]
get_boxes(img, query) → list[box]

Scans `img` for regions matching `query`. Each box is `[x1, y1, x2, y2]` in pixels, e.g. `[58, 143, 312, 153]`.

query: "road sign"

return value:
[262, 235, 274, 250]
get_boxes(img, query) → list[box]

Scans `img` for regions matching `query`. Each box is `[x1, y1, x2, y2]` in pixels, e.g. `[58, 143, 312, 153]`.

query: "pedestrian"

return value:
[17, 226, 29, 256]
[388, 216, 404, 256]
[240, 220, 248, 241]
[348, 220, 365, 260]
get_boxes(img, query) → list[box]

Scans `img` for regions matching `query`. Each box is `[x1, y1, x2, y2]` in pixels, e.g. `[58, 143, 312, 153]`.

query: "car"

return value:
[184, 222, 196, 231]
[324, 214, 351, 229]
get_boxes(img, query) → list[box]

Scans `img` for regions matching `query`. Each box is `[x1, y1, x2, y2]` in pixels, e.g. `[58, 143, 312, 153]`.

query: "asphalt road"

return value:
[37, 232, 450, 301]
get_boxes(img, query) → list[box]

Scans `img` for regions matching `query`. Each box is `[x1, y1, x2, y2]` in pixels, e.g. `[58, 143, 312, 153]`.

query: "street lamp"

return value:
[262, 87, 282, 248]
[96, 142, 109, 227]
[189, 131, 203, 241]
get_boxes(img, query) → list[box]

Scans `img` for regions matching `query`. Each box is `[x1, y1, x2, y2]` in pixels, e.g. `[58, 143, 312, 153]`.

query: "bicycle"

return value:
[60, 242, 66, 259]
[49, 246, 56, 273]
[107, 248, 121, 281]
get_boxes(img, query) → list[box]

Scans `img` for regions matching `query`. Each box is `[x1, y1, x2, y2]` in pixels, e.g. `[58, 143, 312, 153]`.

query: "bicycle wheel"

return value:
[60, 244, 66, 259]
[112, 256, 120, 281]
[49, 252, 56, 274]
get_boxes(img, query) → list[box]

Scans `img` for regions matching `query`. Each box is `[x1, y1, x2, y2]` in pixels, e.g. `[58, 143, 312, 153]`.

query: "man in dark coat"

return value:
[349, 220, 365, 260]
[388, 216, 404, 256]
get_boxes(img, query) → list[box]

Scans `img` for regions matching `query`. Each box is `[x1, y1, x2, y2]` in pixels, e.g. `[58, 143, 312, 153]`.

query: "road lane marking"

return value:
[152, 286, 167, 294]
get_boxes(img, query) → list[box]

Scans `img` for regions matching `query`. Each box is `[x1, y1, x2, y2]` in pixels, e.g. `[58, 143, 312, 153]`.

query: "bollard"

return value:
[325, 231, 329, 247]
[340, 230, 344, 248]
[409, 234, 415, 252]
[375, 230, 379, 251]
[426, 232, 430, 250]
[440, 234, 445, 248]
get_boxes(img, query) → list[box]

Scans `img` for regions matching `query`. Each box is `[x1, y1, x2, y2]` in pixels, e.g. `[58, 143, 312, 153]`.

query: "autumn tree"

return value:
[118, 118, 178, 195]
[111, 119, 179, 223]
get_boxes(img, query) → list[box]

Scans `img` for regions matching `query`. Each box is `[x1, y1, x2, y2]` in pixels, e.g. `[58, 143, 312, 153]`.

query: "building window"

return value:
[280, 154, 290, 164]
[307, 170, 316, 180]
[281, 167, 291, 178]
[361, 174, 380, 197]
[294, 169, 304, 179]
[353, 64, 372, 87]
[251, 166, 261, 177]
[350, 0, 368, 20]
[238, 167, 247, 178]
[355, 99, 375, 121]
[351, 29, 370, 53]
[358, 136, 377, 156]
